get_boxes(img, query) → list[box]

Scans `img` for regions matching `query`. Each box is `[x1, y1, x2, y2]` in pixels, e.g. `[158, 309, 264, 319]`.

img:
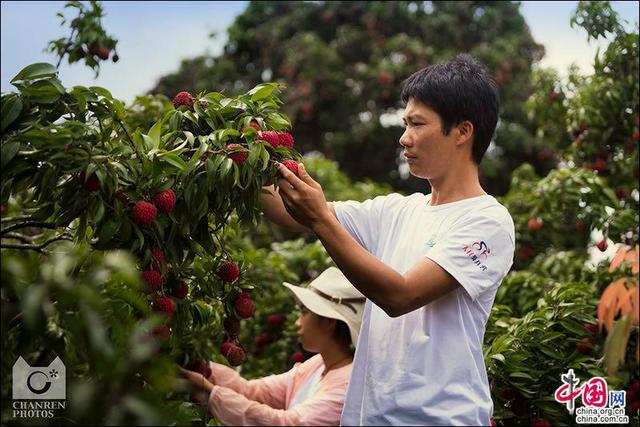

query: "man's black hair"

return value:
[400, 53, 500, 164]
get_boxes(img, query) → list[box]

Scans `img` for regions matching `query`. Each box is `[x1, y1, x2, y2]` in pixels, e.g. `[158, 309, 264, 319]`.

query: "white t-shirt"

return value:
[334, 192, 515, 426]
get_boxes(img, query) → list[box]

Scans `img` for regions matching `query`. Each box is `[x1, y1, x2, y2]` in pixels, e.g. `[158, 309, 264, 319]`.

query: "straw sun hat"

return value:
[283, 267, 366, 347]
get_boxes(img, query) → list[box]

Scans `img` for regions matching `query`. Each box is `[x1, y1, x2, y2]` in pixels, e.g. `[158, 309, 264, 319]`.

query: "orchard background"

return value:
[1, 1, 638, 426]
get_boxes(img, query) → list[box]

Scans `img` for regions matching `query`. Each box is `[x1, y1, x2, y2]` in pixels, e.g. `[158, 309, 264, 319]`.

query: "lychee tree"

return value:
[1, 2, 308, 423]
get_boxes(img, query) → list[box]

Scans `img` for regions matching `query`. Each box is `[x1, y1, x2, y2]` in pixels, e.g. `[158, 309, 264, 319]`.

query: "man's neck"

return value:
[428, 162, 486, 206]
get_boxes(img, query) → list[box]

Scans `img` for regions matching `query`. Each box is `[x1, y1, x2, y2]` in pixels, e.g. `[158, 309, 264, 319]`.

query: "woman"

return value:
[179, 266, 365, 425]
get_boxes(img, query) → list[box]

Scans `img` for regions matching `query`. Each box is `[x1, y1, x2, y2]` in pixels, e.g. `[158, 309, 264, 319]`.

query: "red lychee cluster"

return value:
[173, 91, 194, 109]
[266, 314, 285, 327]
[627, 380, 640, 410]
[153, 296, 176, 317]
[88, 42, 114, 61]
[133, 201, 157, 226]
[291, 351, 305, 364]
[153, 189, 176, 214]
[527, 218, 542, 232]
[79, 171, 100, 192]
[223, 316, 241, 336]
[132, 188, 176, 226]
[171, 281, 188, 299]
[226, 144, 249, 165]
[221, 341, 246, 366]
[188, 359, 212, 379]
[234, 291, 255, 319]
[257, 131, 295, 149]
[281, 159, 300, 177]
[218, 261, 240, 283]
[142, 270, 163, 292]
[596, 239, 608, 252]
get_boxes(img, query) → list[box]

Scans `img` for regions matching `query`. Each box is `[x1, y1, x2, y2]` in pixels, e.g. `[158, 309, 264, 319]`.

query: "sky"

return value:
[1, 1, 639, 104]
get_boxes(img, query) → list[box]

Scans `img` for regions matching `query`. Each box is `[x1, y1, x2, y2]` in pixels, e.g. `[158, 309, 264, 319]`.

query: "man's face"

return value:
[399, 98, 462, 180]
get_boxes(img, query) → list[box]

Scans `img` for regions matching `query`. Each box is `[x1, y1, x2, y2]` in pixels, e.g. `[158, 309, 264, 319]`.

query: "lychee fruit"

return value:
[254, 332, 273, 347]
[575, 221, 587, 233]
[80, 171, 100, 192]
[223, 317, 241, 336]
[171, 281, 188, 299]
[220, 341, 234, 357]
[615, 188, 626, 199]
[291, 351, 304, 363]
[258, 131, 280, 148]
[490, 418, 497, 427]
[226, 345, 246, 366]
[248, 120, 261, 131]
[173, 91, 194, 109]
[234, 294, 255, 319]
[576, 337, 594, 354]
[133, 201, 157, 225]
[633, 130, 640, 142]
[578, 123, 588, 133]
[189, 359, 212, 379]
[97, 47, 110, 60]
[591, 158, 607, 173]
[266, 314, 285, 327]
[277, 132, 294, 149]
[217, 261, 240, 283]
[527, 218, 542, 232]
[596, 239, 608, 252]
[281, 159, 299, 177]
[226, 143, 248, 165]
[531, 418, 551, 427]
[583, 323, 597, 335]
[115, 190, 128, 206]
[152, 247, 165, 265]
[142, 270, 163, 292]
[153, 296, 176, 316]
[519, 245, 535, 260]
[153, 188, 176, 214]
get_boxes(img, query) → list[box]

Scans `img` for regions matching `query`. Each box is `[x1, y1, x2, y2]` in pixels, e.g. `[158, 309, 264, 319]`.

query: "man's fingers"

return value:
[276, 162, 306, 189]
[297, 163, 317, 187]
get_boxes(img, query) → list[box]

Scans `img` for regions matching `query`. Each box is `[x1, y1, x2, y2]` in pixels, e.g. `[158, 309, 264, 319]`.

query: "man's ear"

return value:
[455, 121, 474, 146]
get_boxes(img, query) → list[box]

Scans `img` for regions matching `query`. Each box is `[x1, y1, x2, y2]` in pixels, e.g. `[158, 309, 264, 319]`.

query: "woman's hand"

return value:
[178, 366, 214, 393]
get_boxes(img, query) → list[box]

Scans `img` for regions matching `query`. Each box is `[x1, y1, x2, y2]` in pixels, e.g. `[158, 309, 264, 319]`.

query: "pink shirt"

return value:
[206, 354, 352, 426]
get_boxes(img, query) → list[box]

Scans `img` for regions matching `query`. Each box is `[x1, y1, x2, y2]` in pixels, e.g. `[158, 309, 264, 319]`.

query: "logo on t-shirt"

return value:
[462, 241, 491, 271]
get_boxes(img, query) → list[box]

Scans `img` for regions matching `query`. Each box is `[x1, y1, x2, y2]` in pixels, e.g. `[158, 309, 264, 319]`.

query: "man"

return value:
[261, 53, 515, 425]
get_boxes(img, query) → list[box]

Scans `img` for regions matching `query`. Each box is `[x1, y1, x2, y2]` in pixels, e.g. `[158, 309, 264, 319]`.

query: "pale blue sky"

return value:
[1, 1, 639, 104]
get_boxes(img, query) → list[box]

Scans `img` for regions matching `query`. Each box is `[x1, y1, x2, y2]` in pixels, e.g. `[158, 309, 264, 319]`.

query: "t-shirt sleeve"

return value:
[425, 214, 515, 301]
[333, 193, 402, 254]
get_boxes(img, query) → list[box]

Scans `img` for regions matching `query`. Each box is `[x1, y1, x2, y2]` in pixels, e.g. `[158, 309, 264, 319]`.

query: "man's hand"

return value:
[276, 162, 332, 232]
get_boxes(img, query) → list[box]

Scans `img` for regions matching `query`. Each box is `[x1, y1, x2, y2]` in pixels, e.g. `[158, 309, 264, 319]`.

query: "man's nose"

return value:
[399, 130, 412, 147]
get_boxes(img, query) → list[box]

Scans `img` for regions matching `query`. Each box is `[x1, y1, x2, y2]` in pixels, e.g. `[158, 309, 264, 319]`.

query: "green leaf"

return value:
[1, 141, 21, 168]
[90, 86, 113, 99]
[148, 118, 163, 149]
[249, 83, 278, 101]
[160, 153, 188, 171]
[11, 63, 57, 83]
[1, 94, 23, 132]
[21, 80, 63, 104]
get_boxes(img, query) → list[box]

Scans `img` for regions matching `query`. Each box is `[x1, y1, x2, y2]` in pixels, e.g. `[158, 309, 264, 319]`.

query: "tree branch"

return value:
[1, 221, 60, 236]
[1, 215, 33, 224]
[0, 234, 72, 252]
